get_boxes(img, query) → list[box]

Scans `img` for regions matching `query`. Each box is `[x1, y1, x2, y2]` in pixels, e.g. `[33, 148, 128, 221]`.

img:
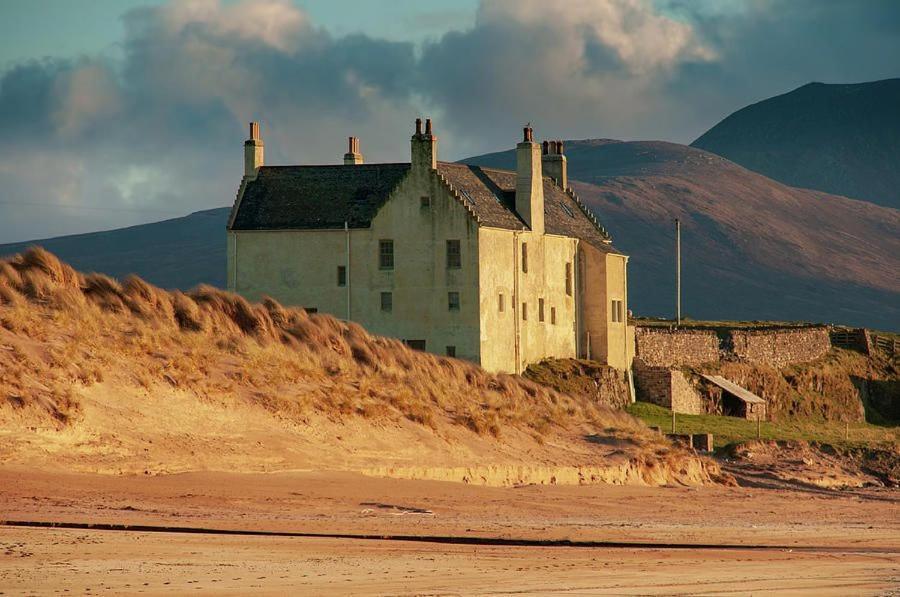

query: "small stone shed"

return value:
[702, 375, 766, 421]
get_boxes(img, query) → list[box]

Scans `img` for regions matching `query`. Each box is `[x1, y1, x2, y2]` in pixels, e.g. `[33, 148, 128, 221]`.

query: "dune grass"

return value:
[627, 401, 899, 449]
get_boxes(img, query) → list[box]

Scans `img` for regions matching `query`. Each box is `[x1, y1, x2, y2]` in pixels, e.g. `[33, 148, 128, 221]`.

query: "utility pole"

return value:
[675, 218, 681, 327]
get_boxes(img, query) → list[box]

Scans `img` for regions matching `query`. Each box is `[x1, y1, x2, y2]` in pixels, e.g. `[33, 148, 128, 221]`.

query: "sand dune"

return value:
[0, 248, 718, 486]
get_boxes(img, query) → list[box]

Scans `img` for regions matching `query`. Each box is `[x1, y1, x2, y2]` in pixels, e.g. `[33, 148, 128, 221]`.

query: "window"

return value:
[405, 339, 426, 351]
[337, 265, 346, 287]
[448, 291, 460, 311]
[446, 345, 456, 357]
[498, 293, 505, 312]
[565, 262, 572, 296]
[551, 307, 557, 325]
[611, 299, 624, 323]
[420, 196, 431, 208]
[381, 291, 393, 312]
[522, 302, 528, 321]
[304, 307, 318, 314]
[538, 298, 545, 322]
[521, 242, 528, 273]
[378, 239, 394, 270]
[446, 240, 461, 269]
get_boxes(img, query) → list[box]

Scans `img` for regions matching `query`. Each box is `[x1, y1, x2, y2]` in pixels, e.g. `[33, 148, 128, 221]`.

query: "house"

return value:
[227, 119, 633, 374]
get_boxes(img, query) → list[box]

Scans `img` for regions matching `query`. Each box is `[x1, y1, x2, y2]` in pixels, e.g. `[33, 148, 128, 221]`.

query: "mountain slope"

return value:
[463, 140, 900, 330]
[0, 208, 228, 290]
[691, 79, 900, 209]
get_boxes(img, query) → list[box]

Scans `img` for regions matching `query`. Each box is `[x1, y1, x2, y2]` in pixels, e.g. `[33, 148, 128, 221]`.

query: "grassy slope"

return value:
[627, 402, 899, 449]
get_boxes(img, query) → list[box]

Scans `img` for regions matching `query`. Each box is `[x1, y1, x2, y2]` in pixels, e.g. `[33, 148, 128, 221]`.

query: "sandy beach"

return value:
[2, 468, 898, 595]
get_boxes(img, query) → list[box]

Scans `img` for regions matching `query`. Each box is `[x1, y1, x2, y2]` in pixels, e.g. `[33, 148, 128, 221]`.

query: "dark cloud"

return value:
[0, 0, 898, 243]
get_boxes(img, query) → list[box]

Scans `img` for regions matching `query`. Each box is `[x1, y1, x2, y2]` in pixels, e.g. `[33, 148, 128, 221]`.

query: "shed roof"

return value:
[230, 161, 615, 251]
[702, 375, 766, 404]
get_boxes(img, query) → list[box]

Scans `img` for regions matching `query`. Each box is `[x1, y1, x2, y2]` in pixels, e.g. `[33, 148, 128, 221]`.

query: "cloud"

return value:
[0, 0, 899, 242]
[0, 0, 419, 242]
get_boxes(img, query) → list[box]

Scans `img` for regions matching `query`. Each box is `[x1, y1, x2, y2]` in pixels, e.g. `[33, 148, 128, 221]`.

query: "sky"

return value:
[0, 0, 898, 243]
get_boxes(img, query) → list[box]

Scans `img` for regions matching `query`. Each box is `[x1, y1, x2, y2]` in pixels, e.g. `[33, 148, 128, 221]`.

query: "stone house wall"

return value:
[633, 365, 705, 415]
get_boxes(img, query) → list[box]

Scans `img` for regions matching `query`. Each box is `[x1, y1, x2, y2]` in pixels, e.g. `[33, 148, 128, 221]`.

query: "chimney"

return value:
[516, 124, 544, 235]
[343, 136, 364, 165]
[410, 117, 437, 172]
[542, 139, 567, 190]
[244, 121, 264, 178]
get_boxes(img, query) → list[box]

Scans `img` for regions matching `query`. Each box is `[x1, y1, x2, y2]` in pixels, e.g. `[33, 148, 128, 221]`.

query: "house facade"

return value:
[227, 119, 633, 374]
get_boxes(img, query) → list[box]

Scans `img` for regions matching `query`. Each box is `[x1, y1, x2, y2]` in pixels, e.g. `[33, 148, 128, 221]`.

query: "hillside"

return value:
[463, 140, 900, 330]
[0, 208, 228, 290]
[0, 248, 716, 486]
[691, 79, 900, 209]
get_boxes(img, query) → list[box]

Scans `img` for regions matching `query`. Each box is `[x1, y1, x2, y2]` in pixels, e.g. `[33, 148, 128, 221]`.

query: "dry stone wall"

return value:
[633, 328, 720, 368]
[634, 326, 832, 369]
[728, 327, 830, 368]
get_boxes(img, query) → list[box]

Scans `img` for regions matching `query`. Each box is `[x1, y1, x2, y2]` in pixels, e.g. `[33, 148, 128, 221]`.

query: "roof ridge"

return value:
[260, 163, 411, 170]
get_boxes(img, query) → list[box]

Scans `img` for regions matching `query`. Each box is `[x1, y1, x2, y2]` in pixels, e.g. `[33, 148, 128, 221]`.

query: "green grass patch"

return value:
[626, 401, 899, 449]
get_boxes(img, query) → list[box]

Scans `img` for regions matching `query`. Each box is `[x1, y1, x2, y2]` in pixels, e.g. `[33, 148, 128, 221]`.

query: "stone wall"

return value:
[633, 365, 705, 415]
[728, 327, 830, 368]
[633, 328, 720, 368]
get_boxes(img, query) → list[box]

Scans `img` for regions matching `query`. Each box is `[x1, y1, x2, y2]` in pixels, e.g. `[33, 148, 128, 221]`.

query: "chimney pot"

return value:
[425, 118, 433, 135]
[557, 140, 564, 154]
[523, 126, 534, 143]
[542, 140, 549, 155]
[415, 118, 422, 135]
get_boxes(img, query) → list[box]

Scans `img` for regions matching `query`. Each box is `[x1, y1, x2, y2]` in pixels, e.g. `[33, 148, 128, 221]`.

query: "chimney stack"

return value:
[411, 117, 437, 172]
[343, 136, 364, 165]
[516, 124, 544, 235]
[542, 138, 567, 190]
[244, 121, 264, 178]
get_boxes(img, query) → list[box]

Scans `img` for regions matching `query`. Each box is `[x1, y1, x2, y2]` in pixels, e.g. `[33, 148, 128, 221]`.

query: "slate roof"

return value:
[230, 164, 410, 230]
[437, 163, 613, 251]
[230, 161, 614, 251]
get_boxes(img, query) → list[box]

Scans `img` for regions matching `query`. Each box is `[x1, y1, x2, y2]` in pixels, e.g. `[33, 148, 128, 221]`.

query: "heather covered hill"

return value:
[463, 140, 900, 330]
[0, 249, 716, 485]
[0, 208, 228, 290]
[691, 79, 900, 209]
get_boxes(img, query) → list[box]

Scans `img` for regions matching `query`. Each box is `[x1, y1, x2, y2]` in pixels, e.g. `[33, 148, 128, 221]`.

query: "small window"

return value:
[498, 293, 505, 312]
[304, 307, 318, 314]
[448, 291, 460, 311]
[565, 262, 572, 296]
[522, 302, 528, 321]
[337, 265, 346, 287]
[446, 345, 456, 357]
[611, 299, 624, 323]
[538, 298, 545, 322]
[420, 196, 431, 208]
[405, 339, 426, 351]
[381, 291, 393, 312]
[378, 239, 394, 270]
[446, 240, 461, 269]
[551, 307, 557, 325]
[521, 242, 528, 273]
